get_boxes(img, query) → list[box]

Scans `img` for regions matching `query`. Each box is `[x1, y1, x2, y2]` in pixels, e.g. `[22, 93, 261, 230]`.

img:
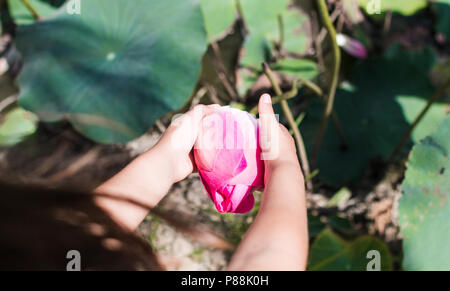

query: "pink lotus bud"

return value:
[194, 107, 264, 214]
[336, 33, 368, 59]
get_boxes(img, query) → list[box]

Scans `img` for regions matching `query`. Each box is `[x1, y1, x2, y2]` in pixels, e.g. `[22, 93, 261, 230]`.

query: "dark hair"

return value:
[0, 183, 163, 270]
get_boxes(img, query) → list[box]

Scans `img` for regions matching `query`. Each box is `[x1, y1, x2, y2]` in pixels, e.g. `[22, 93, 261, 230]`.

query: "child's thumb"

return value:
[258, 94, 278, 131]
[258, 94, 278, 155]
[258, 93, 274, 116]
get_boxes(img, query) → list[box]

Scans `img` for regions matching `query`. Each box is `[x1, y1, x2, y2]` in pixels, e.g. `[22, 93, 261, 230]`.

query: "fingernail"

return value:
[261, 94, 271, 104]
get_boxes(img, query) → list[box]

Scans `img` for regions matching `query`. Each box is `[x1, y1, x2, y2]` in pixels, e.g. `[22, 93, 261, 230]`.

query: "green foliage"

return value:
[399, 116, 450, 270]
[237, 68, 258, 97]
[308, 228, 393, 270]
[327, 216, 353, 234]
[239, 0, 288, 66]
[201, 0, 313, 69]
[357, 0, 428, 16]
[308, 214, 326, 237]
[8, 0, 57, 25]
[238, 57, 319, 99]
[0, 107, 38, 147]
[277, 9, 311, 55]
[301, 45, 447, 186]
[16, 0, 207, 143]
[239, 0, 310, 67]
[271, 58, 319, 81]
[199, 0, 236, 40]
[308, 214, 353, 238]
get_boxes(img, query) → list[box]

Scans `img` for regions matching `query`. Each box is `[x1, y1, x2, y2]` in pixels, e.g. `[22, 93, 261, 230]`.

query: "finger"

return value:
[177, 105, 206, 129]
[258, 94, 279, 158]
[185, 104, 219, 120]
[208, 104, 221, 110]
[190, 104, 219, 125]
[204, 104, 220, 116]
[258, 94, 278, 134]
[258, 93, 274, 116]
[185, 104, 220, 146]
[279, 123, 289, 133]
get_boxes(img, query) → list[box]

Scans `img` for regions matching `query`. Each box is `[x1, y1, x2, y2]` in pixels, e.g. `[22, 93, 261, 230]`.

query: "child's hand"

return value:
[95, 104, 219, 230]
[153, 104, 220, 183]
[257, 94, 302, 183]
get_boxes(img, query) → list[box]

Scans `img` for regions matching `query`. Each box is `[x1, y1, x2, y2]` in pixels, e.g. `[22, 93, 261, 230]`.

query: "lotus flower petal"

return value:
[194, 107, 263, 213]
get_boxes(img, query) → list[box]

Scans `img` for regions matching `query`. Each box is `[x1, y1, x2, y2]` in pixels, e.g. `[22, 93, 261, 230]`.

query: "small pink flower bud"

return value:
[336, 33, 368, 59]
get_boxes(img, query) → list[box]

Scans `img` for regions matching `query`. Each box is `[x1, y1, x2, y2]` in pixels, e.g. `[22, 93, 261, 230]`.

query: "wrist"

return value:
[147, 142, 178, 184]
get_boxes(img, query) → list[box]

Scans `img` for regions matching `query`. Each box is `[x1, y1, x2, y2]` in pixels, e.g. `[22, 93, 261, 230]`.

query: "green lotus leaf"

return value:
[301, 45, 447, 186]
[239, 0, 310, 67]
[8, 0, 57, 25]
[309, 228, 393, 270]
[271, 58, 319, 81]
[199, 0, 236, 40]
[16, 0, 207, 143]
[399, 116, 450, 270]
[308, 214, 326, 237]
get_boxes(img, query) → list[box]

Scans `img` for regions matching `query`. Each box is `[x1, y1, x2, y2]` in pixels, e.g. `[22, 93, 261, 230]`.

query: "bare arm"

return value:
[94, 145, 176, 231]
[227, 94, 309, 270]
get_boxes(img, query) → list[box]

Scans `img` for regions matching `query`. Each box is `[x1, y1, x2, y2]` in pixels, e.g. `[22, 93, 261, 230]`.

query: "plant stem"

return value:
[389, 80, 450, 162]
[305, 169, 319, 182]
[298, 77, 346, 147]
[20, 0, 40, 20]
[277, 14, 284, 50]
[249, 80, 299, 115]
[250, 71, 348, 146]
[262, 62, 312, 191]
[311, 0, 341, 168]
[289, 112, 306, 135]
[317, 7, 341, 43]
[272, 80, 298, 103]
[295, 76, 323, 96]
